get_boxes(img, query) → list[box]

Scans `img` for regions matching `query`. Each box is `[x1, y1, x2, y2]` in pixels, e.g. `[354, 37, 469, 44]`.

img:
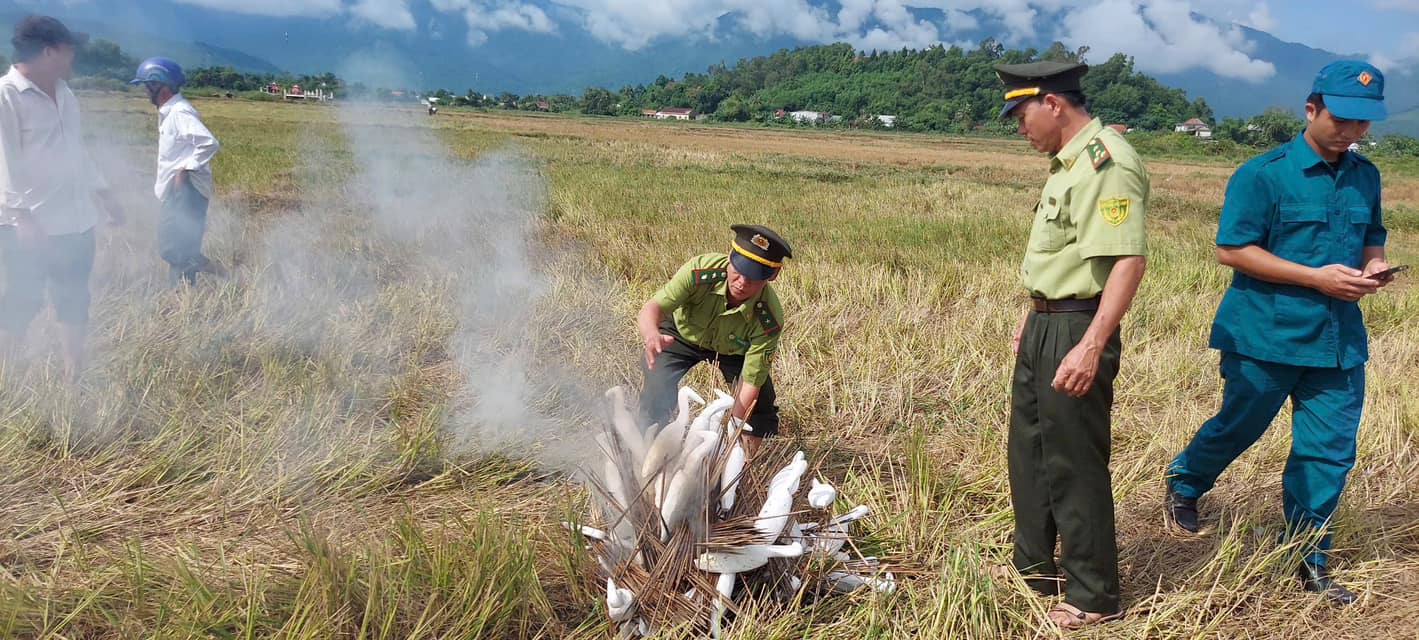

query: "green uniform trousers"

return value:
[1008, 309, 1121, 614]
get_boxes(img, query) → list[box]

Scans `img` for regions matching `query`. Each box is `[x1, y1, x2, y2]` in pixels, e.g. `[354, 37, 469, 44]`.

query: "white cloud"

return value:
[349, 0, 416, 30]
[1060, 0, 1275, 81]
[431, 1, 558, 46]
[1245, 3, 1275, 31]
[169, 0, 1285, 81]
[1370, 31, 1419, 75]
[171, 0, 343, 18]
[541, 1, 1275, 80]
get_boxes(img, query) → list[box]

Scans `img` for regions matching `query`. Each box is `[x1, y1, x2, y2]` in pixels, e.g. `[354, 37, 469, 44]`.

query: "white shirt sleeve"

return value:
[175, 110, 219, 170]
[0, 87, 33, 213]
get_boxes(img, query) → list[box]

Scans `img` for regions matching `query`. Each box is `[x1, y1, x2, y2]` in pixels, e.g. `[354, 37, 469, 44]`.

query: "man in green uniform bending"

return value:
[997, 61, 1149, 629]
[638, 224, 792, 456]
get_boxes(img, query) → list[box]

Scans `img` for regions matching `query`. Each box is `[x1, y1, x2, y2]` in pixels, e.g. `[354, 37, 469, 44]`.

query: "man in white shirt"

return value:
[0, 15, 125, 379]
[130, 57, 222, 285]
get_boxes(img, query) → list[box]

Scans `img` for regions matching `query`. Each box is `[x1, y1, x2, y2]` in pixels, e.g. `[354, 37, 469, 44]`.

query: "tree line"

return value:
[57, 37, 1419, 156]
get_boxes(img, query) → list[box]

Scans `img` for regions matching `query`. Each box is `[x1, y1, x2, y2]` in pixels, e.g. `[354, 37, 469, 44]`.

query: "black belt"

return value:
[1031, 296, 1101, 313]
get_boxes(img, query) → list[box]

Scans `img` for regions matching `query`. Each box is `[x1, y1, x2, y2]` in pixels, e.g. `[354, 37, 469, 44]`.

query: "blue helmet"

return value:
[130, 57, 185, 89]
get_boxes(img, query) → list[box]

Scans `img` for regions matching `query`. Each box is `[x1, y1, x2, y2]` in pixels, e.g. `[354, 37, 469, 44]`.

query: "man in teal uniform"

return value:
[638, 224, 792, 456]
[998, 61, 1150, 630]
[1165, 61, 1395, 605]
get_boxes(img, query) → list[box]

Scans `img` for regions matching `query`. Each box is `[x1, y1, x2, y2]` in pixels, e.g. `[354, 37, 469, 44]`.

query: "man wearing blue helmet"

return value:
[1165, 61, 1394, 605]
[132, 56, 223, 285]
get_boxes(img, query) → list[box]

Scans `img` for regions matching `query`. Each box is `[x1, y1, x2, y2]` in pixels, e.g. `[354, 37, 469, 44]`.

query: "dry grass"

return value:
[0, 94, 1415, 639]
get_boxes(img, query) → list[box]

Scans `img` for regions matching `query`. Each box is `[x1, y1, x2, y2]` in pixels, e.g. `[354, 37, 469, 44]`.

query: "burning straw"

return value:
[565, 385, 900, 638]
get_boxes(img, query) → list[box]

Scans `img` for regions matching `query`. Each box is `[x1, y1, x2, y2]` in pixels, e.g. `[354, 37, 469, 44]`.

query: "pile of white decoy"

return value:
[565, 385, 897, 639]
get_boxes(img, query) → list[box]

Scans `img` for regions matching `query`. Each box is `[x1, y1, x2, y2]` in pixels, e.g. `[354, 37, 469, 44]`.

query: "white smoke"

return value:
[333, 51, 616, 464]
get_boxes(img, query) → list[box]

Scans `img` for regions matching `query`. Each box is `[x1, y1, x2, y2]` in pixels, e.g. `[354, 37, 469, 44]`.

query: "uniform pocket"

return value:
[1278, 204, 1326, 224]
[1274, 204, 1327, 266]
[1030, 200, 1070, 252]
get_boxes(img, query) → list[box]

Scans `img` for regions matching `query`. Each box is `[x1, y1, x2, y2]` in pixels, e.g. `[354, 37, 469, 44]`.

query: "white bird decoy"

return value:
[696, 541, 804, 573]
[710, 572, 736, 640]
[754, 452, 808, 542]
[719, 443, 746, 512]
[691, 390, 736, 432]
[824, 570, 896, 595]
[606, 578, 635, 621]
[669, 386, 705, 431]
[807, 519, 848, 558]
[831, 505, 870, 526]
[562, 522, 608, 541]
[659, 430, 724, 539]
[606, 387, 647, 461]
[640, 387, 704, 481]
[808, 478, 837, 510]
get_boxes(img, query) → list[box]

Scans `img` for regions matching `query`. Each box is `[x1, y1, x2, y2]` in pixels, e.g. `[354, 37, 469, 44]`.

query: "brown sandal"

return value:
[1045, 602, 1120, 630]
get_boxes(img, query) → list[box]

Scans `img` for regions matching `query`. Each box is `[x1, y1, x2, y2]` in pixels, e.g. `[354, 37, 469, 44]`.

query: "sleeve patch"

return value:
[692, 268, 727, 285]
[1098, 197, 1130, 226]
[754, 301, 781, 335]
[1085, 138, 1112, 169]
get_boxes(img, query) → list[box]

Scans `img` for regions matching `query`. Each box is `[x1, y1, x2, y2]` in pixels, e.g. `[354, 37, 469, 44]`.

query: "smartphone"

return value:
[1368, 265, 1409, 280]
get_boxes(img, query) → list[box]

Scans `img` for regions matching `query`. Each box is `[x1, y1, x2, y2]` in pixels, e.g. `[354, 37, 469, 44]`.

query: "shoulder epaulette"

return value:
[753, 300, 781, 335]
[1084, 137, 1112, 170]
[692, 268, 727, 286]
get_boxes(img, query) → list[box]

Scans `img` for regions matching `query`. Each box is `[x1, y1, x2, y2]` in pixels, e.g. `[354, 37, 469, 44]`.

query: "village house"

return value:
[655, 107, 698, 121]
[875, 115, 897, 128]
[1174, 117, 1213, 138]
[788, 110, 827, 124]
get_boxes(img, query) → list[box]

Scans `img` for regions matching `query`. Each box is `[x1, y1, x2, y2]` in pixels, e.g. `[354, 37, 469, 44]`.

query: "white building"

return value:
[788, 110, 826, 124]
[655, 107, 698, 121]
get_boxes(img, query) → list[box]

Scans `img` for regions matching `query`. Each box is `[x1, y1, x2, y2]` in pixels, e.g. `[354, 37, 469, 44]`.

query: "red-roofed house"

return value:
[1174, 118, 1212, 138]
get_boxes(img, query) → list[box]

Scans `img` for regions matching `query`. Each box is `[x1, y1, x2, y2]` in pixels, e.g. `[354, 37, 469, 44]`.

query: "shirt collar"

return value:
[710, 259, 761, 318]
[1290, 130, 1353, 172]
[158, 93, 185, 117]
[6, 65, 44, 95]
[1051, 118, 1104, 172]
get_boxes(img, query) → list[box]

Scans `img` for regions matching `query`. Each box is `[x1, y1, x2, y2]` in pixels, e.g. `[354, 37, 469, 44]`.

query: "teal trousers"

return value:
[1169, 351, 1364, 566]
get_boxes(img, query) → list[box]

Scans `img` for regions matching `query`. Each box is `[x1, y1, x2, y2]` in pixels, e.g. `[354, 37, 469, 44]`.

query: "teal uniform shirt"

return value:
[1210, 133, 1386, 369]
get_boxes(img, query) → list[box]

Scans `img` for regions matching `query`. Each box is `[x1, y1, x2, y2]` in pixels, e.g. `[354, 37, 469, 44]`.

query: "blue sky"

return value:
[1267, 0, 1416, 57]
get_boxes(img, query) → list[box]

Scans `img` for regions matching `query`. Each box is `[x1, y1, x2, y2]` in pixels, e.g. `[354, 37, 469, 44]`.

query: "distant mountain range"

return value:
[1374, 106, 1419, 139]
[4, 0, 1415, 124]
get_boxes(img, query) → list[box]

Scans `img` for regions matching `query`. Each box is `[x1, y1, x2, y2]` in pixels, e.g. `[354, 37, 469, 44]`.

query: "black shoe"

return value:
[1298, 563, 1358, 605]
[1164, 481, 1200, 534]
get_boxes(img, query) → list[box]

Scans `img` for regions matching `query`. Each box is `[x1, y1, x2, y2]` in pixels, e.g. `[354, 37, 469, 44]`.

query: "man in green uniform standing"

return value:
[997, 61, 1149, 629]
[1165, 61, 1394, 605]
[638, 224, 792, 456]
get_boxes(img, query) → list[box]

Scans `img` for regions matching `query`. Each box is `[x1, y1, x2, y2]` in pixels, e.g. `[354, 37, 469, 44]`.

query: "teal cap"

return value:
[1312, 60, 1386, 121]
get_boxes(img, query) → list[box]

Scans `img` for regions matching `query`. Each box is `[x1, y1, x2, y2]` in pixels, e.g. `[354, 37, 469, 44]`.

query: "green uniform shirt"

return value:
[650, 253, 784, 387]
[1022, 118, 1149, 299]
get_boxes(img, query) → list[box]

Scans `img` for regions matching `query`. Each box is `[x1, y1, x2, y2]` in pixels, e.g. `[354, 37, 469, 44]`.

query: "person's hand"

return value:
[1311, 264, 1380, 301]
[104, 202, 126, 227]
[173, 169, 188, 190]
[1052, 341, 1101, 398]
[643, 332, 675, 369]
[1362, 260, 1394, 288]
[13, 212, 46, 248]
[95, 190, 126, 227]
